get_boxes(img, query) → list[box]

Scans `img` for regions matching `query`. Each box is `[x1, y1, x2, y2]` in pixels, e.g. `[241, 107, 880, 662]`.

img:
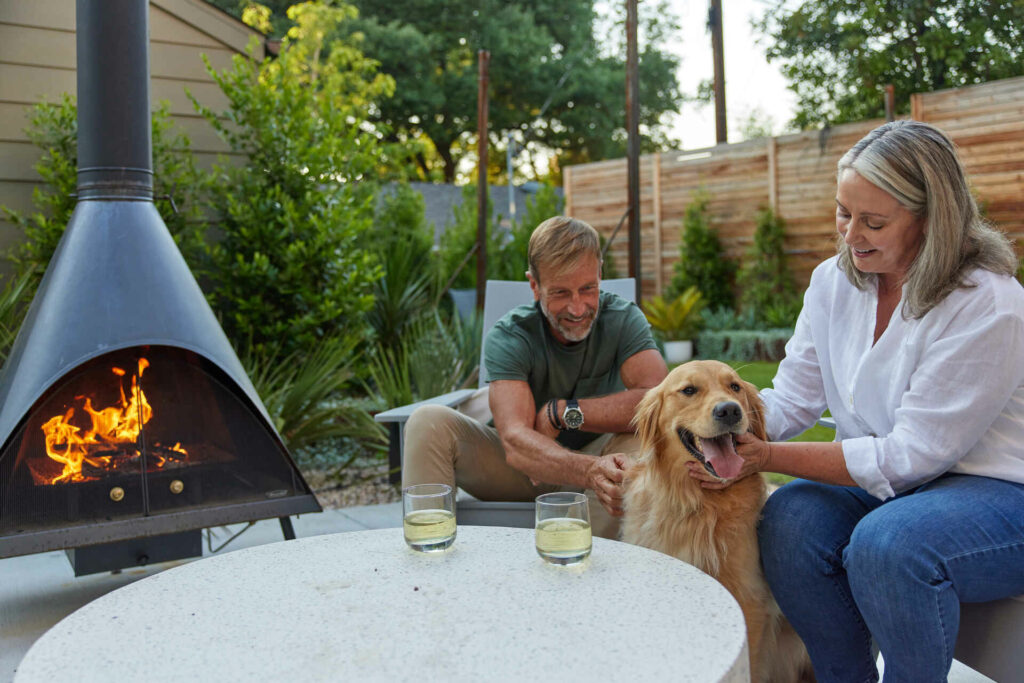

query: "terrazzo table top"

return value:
[15, 525, 750, 682]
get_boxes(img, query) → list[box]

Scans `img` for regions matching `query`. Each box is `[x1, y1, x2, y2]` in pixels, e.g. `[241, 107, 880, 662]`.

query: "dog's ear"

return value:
[741, 380, 768, 441]
[632, 384, 664, 451]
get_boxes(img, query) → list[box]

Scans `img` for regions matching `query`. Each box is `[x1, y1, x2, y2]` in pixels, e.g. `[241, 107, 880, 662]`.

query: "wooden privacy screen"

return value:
[565, 75, 1024, 299]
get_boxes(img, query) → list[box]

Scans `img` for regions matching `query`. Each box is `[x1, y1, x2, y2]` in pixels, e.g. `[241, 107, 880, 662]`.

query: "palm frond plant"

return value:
[0, 269, 36, 365]
[642, 286, 706, 341]
[242, 334, 386, 454]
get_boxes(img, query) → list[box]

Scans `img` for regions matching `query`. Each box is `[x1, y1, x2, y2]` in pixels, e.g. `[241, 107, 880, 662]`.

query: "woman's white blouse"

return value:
[761, 256, 1024, 500]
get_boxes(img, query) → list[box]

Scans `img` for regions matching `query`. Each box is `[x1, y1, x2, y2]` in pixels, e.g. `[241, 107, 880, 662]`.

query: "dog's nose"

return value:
[713, 401, 742, 426]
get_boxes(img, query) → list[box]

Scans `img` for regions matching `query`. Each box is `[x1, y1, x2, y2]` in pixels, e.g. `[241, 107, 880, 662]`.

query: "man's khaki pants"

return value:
[400, 401, 641, 540]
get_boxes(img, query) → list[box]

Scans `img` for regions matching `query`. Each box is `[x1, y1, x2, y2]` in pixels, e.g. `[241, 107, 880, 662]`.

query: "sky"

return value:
[664, 0, 797, 150]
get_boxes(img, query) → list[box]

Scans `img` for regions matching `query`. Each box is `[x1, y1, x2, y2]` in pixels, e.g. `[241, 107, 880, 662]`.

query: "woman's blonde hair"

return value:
[836, 120, 1017, 318]
[527, 216, 602, 284]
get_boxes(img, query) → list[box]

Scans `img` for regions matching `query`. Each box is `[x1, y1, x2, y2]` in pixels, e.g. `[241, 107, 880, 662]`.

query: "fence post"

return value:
[767, 137, 778, 213]
[652, 153, 662, 294]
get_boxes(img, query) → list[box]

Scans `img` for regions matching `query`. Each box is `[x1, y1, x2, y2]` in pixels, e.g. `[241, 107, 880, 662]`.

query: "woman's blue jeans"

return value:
[759, 475, 1024, 683]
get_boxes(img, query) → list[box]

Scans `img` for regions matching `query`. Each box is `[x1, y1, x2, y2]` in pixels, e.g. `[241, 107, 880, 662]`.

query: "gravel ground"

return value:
[302, 462, 401, 509]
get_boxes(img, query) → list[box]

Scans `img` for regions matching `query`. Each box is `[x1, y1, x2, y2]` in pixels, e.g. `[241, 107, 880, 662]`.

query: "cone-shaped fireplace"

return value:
[0, 0, 321, 572]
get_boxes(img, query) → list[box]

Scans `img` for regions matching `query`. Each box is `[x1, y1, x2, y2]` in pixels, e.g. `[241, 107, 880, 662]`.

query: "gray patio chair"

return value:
[375, 278, 637, 528]
[816, 416, 1024, 681]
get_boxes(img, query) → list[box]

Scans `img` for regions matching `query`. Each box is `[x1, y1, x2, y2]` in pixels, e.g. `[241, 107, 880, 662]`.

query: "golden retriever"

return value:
[622, 360, 813, 683]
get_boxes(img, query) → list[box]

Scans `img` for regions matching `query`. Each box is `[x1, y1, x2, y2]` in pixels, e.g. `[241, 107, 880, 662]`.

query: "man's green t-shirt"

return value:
[483, 290, 658, 450]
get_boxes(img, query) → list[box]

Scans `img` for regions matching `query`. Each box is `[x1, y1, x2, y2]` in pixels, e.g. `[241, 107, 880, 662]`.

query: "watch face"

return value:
[563, 405, 584, 430]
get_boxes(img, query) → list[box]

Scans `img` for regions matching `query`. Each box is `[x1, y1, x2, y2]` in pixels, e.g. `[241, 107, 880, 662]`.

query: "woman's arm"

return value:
[687, 434, 856, 489]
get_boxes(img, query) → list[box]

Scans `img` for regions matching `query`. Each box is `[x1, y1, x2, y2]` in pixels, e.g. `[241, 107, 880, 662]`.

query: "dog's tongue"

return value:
[700, 434, 744, 479]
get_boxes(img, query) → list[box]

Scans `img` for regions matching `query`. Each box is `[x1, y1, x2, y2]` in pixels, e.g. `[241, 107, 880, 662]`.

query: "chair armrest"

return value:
[374, 388, 477, 485]
[374, 389, 477, 425]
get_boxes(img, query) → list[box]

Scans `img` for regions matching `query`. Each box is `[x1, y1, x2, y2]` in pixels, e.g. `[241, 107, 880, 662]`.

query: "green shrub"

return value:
[737, 207, 800, 327]
[190, 3, 398, 355]
[2, 95, 207, 293]
[641, 287, 705, 340]
[242, 333, 385, 452]
[667, 192, 735, 310]
[439, 183, 568, 289]
[367, 184, 440, 348]
[697, 328, 792, 362]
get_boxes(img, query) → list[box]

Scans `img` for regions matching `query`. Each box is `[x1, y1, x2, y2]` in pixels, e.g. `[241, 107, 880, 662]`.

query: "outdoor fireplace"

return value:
[0, 0, 320, 574]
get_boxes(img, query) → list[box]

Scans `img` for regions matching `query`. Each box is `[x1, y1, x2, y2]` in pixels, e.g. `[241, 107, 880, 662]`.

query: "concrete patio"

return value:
[0, 502, 995, 682]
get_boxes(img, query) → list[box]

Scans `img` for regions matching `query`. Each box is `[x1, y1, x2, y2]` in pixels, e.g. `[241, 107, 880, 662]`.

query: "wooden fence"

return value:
[564, 75, 1024, 299]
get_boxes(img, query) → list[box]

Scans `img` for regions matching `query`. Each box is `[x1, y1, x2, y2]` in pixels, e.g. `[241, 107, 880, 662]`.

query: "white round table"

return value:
[16, 526, 750, 682]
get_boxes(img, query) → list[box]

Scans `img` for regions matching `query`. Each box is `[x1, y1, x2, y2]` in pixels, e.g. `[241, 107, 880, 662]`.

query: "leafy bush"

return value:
[2, 95, 207, 292]
[737, 207, 800, 326]
[0, 269, 35, 363]
[641, 286, 705, 340]
[190, 2, 400, 355]
[242, 334, 386, 452]
[367, 309, 482, 407]
[438, 183, 570, 289]
[667, 192, 735, 310]
[367, 184, 440, 348]
[696, 328, 793, 362]
[701, 306, 758, 331]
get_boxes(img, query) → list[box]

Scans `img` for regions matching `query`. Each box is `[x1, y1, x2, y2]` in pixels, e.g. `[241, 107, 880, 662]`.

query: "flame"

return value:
[40, 358, 185, 484]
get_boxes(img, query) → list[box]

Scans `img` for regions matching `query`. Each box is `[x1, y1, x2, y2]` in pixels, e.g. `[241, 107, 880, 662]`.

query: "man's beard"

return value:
[540, 298, 599, 343]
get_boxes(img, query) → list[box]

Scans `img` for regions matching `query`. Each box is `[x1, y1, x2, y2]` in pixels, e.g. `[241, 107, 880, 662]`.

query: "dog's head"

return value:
[633, 360, 766, 480]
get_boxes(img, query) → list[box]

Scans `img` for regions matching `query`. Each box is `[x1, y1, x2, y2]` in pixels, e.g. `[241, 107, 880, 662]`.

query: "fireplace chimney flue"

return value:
[76, 0, 153, 200]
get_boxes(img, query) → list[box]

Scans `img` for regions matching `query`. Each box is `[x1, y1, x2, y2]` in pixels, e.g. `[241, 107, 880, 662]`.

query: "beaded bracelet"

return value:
[546, 399, 563, 430]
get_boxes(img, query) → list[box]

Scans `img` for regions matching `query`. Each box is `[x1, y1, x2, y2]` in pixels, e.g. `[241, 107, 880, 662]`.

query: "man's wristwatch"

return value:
[562, 398, 584, 430]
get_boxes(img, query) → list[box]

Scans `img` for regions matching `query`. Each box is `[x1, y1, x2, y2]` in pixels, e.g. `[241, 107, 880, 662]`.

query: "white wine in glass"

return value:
[535, 492, 591, 565]
[402, 483, 456, 552]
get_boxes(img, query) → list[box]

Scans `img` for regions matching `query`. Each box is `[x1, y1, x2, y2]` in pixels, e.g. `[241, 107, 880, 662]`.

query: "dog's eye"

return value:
[730, 383, 741, 392]
[681, 386, 697, 396]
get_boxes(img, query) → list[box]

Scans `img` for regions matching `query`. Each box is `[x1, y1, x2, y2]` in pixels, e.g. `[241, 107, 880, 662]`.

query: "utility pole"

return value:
[709, 0, 727, 144]
[476, 50, 490, 314]
[626, 0, 641, 302]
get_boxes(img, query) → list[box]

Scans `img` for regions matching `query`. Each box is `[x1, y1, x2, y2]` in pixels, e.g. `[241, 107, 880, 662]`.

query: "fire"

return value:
[40, 358, 186, 484]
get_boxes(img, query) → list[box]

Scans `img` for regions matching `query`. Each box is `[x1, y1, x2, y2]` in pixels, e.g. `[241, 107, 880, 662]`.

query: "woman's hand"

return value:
[686, 431, 772, 489]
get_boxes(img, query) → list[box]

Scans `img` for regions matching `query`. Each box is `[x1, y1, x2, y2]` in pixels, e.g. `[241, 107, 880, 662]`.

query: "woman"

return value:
[688, 120, 1024, 681]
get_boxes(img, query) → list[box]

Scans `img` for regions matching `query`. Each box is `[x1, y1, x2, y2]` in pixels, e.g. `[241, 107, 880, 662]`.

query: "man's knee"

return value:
[405, 404, 464, 442]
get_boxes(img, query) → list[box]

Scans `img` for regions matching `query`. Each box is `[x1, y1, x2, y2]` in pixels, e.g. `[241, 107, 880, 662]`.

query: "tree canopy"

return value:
[755, 0, 1024, 127]
[348, 0, 682, 181]
[207, 0, 683, 182]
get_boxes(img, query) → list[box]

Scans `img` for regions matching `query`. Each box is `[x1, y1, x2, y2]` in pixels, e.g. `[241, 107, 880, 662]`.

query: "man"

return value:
[402, 216, 667, 537]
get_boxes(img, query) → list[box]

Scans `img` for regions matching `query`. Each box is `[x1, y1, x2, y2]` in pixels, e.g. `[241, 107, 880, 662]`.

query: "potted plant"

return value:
[642, 286, 705, 364]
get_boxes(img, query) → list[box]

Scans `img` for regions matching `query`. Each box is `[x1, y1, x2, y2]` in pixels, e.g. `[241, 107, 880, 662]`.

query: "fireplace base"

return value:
[65, 529, 202, 576]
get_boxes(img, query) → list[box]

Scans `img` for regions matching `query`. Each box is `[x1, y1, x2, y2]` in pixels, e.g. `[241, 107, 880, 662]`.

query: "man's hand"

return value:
[533, 400, 560, 440]
[685, 431, 770, 490]
[586, 453, 630, 516]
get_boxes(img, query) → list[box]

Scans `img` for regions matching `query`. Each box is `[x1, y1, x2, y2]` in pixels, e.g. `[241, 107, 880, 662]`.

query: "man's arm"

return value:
[492, 348, 667, 516]
[534, 348, 668, 437]
[491, 380, 596, 488]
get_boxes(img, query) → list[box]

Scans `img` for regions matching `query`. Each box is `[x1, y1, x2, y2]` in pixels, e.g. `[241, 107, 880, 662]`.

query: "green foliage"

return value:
[366, 184, 440, 348]
[737, 207, 800, 327]
[341, 0, 682, 181]
[438, 184, 568, 289]
[755, 0, 1024, 128]
[1017, 260, 1024, 286]
[2, 95, 206, 290]
[701, 306, 759, 332]
[697, 328, 793, 363]
[641, 287, 705, 340]
[242, 334, 386, 452]
[667, 192, 735, 311]
[0, 269, 36, 363]
[190, 2, 401, 355]
[367, 310, 482, 407]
